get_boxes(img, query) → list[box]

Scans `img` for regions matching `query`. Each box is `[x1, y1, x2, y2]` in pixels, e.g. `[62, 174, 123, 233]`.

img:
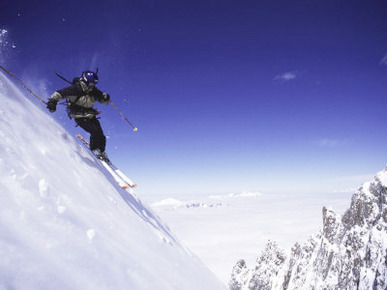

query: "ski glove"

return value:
[47, 99, 57, 112]
[102, 93, 110, 102]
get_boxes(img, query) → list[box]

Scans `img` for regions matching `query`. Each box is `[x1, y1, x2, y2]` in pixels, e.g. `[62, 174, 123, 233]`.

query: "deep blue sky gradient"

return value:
[1, 0, 387, 196]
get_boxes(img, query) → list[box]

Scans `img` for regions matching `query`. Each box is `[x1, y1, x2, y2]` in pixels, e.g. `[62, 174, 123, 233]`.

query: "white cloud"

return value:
[332, 188, 357, 193]
[336, 174, 374, 183]
[380, 53, 387, 66]
[152, 191, 351, 283]
[273, 70, 298, 84]
[317, 138, 347, 148]
[209, 191, 263, 199]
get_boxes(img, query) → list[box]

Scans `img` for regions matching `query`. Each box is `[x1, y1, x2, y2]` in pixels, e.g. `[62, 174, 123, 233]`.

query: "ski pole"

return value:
[109, 100, 138, 131]
[0, 65, 47, 105]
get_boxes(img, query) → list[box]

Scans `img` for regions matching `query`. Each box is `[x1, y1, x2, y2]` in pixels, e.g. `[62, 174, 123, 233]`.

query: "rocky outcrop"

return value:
[229, 169, 387, 289]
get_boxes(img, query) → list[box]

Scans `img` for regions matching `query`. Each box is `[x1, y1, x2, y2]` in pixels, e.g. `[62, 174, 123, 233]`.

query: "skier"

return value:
[47, 70, 110, 160]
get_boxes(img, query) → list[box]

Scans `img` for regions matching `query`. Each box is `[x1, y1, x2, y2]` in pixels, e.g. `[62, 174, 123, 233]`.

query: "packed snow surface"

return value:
[0, 71, 225, 289]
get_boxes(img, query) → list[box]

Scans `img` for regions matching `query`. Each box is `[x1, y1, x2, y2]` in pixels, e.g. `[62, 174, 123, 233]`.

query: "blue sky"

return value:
[1, 0, 387, 196]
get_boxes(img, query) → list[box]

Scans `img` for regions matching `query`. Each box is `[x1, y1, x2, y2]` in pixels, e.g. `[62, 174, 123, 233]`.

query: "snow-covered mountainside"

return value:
[0, 71, 225, 289]
[229, 170, 387, 289]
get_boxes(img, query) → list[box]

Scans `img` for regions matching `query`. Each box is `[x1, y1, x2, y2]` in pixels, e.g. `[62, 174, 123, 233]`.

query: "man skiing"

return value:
[47, 70, 110, 160]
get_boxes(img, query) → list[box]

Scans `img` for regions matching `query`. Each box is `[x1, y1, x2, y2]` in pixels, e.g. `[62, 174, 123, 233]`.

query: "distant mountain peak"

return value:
[229, 168, 387, 290]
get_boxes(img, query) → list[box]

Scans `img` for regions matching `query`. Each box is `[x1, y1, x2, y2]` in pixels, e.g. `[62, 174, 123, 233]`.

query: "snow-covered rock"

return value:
[0, 71, 225, 289]
[229, 169, 387, 289]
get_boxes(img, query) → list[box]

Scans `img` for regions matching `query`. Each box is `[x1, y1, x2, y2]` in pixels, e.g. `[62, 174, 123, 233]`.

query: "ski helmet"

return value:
[82, 71, 99, 85]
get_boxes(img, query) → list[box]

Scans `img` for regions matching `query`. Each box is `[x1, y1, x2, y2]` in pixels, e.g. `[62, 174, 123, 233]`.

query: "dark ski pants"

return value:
[75, 117, 106, 152]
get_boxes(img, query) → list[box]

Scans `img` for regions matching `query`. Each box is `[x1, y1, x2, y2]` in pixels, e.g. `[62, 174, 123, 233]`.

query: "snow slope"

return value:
[0, 71, 225, 290]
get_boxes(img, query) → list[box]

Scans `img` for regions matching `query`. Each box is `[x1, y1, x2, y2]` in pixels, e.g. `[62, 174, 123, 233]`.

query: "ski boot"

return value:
[92, 148, 109, 162]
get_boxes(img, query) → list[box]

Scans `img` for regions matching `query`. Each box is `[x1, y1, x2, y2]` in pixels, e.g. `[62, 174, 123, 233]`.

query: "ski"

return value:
[76, 134, 137, 189]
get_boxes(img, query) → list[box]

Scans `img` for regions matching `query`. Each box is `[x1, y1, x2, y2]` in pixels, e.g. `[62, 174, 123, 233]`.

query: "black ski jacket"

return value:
[50, 79, 109, 118]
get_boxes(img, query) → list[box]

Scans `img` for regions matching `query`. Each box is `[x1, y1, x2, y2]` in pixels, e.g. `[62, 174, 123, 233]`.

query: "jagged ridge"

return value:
[229, 168, 387, 290]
